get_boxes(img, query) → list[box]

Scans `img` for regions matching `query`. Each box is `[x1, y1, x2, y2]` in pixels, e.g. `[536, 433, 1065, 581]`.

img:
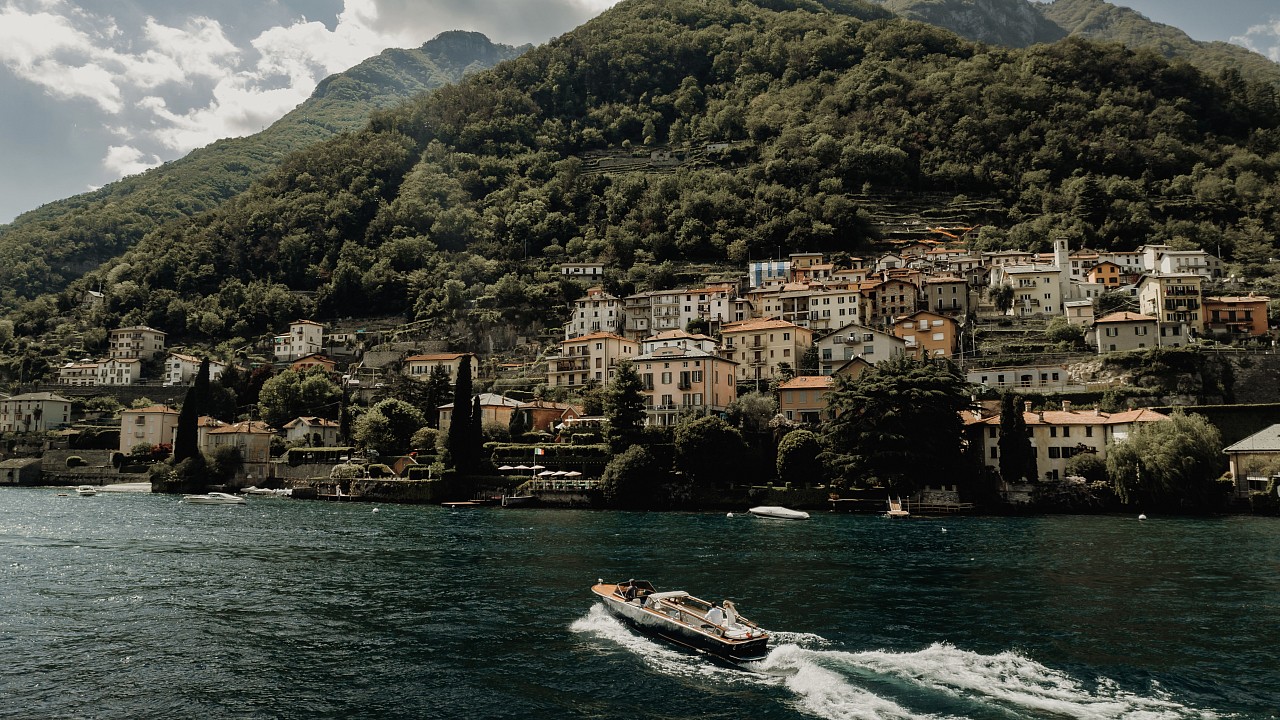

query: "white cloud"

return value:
[102, 144, 161, 176]
[1, 0, 621, 190]
[1231, 20, 1280, 62]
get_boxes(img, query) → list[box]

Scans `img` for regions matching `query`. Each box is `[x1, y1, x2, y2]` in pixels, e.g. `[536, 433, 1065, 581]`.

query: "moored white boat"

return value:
[591, 579, 770, 663]
[747, 505, 809, 520]
[181, 491, 246, 505]
[75, 485, 98, 496]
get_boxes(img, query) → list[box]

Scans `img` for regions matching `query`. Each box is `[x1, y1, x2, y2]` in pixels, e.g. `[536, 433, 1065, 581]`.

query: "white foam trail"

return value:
[759, 644, 949, 720]
[574, 607, 937, 720]
[839, 642, 1216, 719]
[572, 611, 1212, 720]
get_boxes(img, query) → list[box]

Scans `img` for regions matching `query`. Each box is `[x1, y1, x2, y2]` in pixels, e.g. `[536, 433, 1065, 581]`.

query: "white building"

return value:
[0, 392, 72, 433]
[274, 320, 325, 362]
[165, 353, 227, 386]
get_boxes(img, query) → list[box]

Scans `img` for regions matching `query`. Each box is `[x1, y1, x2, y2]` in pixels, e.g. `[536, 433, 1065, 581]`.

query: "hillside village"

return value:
[3, 233, 1279, 507]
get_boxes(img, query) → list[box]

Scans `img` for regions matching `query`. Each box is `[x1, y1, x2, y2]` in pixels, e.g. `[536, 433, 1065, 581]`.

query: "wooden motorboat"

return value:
[591, 580, 770, 663]
[75, 485, 98, 496]
[747, 505, 809, 520]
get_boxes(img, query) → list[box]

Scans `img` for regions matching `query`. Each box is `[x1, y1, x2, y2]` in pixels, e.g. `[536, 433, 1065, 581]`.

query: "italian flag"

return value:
[534, 447, 545, 456]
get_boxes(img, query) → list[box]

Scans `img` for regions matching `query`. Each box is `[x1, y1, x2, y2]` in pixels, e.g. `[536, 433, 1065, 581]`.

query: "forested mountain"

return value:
[0, 31, 527, 308]
[10, 0, 1280, 365]
[869, 0, 1280, 85]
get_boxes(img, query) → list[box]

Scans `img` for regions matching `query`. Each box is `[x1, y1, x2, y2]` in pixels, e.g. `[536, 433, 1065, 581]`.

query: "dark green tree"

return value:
[447, 355, 474, 471]
[600, 445, 665, 509]
[172, 359, 210, 464]
[508, 407, 531, 438]
[355, 398, 427, 456]
[821, 357, 972, 494]
[674, 415, 745, 488]
[990, 284, 1014, 315]
[997, 392, 1037, 483]
[470, 395, 484, 470]
[423, 364, 454, 428]
[603, 359, 646, 452]
[776, 428, 823, 487]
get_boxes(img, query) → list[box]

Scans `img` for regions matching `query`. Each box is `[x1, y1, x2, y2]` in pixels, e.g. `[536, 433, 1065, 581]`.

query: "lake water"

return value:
[1, 488, 1276, 719]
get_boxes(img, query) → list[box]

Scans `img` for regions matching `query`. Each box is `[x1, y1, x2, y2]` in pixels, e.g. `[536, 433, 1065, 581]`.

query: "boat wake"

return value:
[571, 606, 1217, 719]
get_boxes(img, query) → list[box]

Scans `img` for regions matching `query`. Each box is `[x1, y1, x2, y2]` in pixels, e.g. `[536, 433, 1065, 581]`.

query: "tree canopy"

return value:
[821, 356, 972, 493]
[1106, 411, 1228, 511]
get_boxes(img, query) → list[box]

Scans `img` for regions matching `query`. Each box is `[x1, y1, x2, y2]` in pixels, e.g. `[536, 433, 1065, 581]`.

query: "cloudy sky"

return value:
[1, 0, 1278, 224]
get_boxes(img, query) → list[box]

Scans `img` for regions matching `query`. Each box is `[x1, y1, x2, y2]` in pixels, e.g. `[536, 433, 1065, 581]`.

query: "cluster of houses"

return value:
[548, 240, 1270, 426]
[6, 236, 1272, 499]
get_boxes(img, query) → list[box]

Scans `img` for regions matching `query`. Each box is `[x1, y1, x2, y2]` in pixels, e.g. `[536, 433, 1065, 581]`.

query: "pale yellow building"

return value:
[1138, 273, 1204, 339]
[404, 352, 474, 383]
[119, 405, 180, 453]
[720, 319, 813, 382]
[634, 346, 737, 427]
[546, 332, 639, 388]
[109, 325, 166, 361]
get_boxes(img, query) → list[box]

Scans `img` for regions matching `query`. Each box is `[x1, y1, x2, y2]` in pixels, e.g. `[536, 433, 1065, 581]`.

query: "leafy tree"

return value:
[674, 416, 745, 488]
[603, 359, 646, 452]
[1064, 452, 1107, 483]
[1095, 291, 1137, 318]
[997, 392, 1037, 483]
[256, 367, 341, 428]
[1044, 316, 1086, 348]
[725, 392, 778, 435]
[355, 398, 427, 457]
[600, 444, 665, 509]
[776, 429, 823, 487]
[990, 284, 1014, 314]
[821, 357, 971, 494]
[1106, 412, 1229, 511]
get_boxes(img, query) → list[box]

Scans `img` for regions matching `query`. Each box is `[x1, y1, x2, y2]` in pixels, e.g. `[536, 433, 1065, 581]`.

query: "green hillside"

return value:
[868, 0, 1280, 85]
[8, 0, 1280, 371]
[0, 31, 527, 308]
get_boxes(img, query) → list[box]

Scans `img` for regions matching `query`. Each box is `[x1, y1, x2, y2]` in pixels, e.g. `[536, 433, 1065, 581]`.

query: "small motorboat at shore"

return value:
[501, 494, 535, 507]
[591, 579, 770, 664]
[747, 505, 809, 521]
[181, 491, 246, 505]
[75, 485, 98, 496]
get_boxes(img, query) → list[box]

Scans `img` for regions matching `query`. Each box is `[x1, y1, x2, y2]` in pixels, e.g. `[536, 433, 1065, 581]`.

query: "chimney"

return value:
[1062, 400, 1072, 412]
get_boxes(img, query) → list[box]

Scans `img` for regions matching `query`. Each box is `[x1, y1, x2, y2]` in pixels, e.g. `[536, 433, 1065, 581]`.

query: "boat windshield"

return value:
[645, 591, 689, 603]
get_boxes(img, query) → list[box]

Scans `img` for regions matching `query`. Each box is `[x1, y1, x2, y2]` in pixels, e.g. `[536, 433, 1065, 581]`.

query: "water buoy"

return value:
[726, 512, 734, 518]
[1138, 514, 1147, 521]
[372, 507, 380, 514]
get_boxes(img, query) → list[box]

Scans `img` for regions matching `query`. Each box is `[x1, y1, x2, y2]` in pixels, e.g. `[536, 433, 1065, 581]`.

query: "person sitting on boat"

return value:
[705, 602, 726, 627]
[722, 600, 739, 627]
[623, 581, 637, 601]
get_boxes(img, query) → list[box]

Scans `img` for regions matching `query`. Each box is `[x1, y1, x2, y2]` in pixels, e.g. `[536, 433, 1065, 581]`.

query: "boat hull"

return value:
[747, 506, 809, 520]
[591, 584, 769, 663]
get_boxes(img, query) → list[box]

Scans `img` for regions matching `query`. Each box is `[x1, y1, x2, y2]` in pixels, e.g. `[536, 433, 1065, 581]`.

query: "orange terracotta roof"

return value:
[721, 319, 804, 333]
[405, 353, 469, 361]
[778, 375, 834, 390]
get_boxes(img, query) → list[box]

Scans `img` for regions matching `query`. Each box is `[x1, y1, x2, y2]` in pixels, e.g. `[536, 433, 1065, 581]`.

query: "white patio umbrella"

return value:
[514, 465, 531, 470]
[551, 470, 568, 476]
[538, 470, 556, 476]
[564, 471, 582, 477]
[530, 464, 545, 470]
[498, 465, 515, 471]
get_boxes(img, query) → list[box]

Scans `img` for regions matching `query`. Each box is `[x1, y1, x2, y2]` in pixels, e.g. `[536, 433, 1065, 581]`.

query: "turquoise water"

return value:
[1, 488, 1277, 719]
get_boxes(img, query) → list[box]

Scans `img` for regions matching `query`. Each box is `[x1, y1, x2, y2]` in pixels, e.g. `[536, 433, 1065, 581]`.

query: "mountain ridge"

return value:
[0, 32, 527, 307]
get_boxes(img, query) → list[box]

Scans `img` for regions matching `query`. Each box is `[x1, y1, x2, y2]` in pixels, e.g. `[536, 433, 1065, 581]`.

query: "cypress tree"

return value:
[447, 355, 474, 471]
[173, 359, 210, 464]
[470, 395, 483, 472]
[998, 392, 1037, 483]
